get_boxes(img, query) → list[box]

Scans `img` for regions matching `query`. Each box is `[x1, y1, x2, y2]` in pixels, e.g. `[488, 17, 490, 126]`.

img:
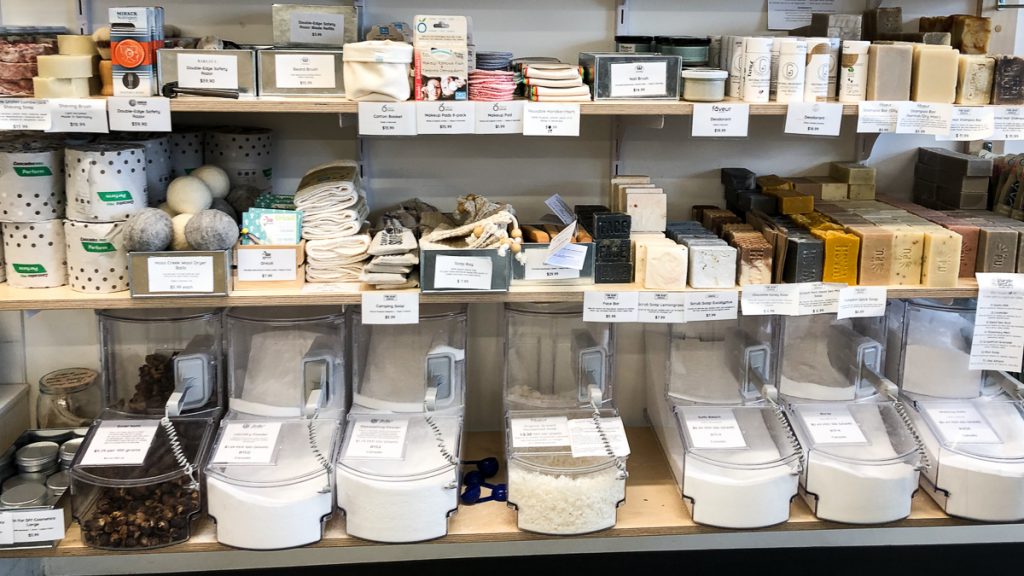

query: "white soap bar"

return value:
[626, 189, 667, 233]
[956, 54, 995, 105]
[689, 244, 737, 288]
[57, 35, 98, 56]
[633, 237, 673, 282]
[36, 54, 96, 79]
[912, 45, 959, 104]
[644, 244, 688, 289]
[33, 76, 92, 98]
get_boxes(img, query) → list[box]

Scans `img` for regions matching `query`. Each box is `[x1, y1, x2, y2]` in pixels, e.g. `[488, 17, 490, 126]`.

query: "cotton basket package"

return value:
[2, 220, 67, 288]
[65, 143, 148, 222]
[64, 220, 128, 293]
[169, 128, 205, 178]
[342, 40, 413, 101]
[0, 141, 65, 222]
[103, 133, 173, 205]
[204, 127, 274, 193]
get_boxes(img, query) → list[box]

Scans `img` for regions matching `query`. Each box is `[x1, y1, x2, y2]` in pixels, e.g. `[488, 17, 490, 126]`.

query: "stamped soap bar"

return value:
[783, 235, 824, 283]
[596, 238, 632, 262]
[595, 261, 633, 284]
[593, 212, 631, 239]
[994, 56, 1024, 105]
[721, 167, 756, 190]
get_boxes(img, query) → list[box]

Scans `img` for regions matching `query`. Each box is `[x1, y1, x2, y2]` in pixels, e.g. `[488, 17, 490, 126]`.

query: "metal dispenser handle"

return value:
[302, 335, 337, 417]
[165, 334, 215, 417]
[425, 345, 463, 411]
[857, 356, 932, 471]
[573, 330, 606, 405]
[740, 344, 774, 403]
[827, 323, 884, 399]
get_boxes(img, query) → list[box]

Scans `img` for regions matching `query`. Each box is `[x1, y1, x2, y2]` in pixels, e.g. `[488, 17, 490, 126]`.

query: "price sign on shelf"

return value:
[683, 407, 747, 449]
[211, 421, 282, 465]
[993, 106, 1024, 141]
[692, 103, 749, 138]
[79, 420, 159, 466]
[784, 102, 843, 136]
[895, 102, 953, 136]
[740, 284, 799, 316]
[178, 53, 239, 90]
[358, 101, 417, 136]
[416, 101, 475, 134]
[856, 101, 900, 134]
[936, 106, 994, 141]
[522, 102, 581, 137]
[147, 256, 215, 292]
[796, 282, 842, 316]
[361, 292, 419, 324]
[474, 100, 524, 134]
[837, 286, 887, 319]
[583, 291, 639, 322]
[0, 99, 50, 130]
[684, 291, 739, 322]
[638, 291, 686, 323]
[47, 98, 108, 133]
[433, 255, 493, 290]
[107, 96, 172, 132]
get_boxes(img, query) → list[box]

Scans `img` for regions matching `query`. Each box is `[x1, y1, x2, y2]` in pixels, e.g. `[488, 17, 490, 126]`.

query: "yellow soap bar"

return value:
[757, 175, 795, 195]
[921, 229, 963, 287]
[776, 191, 814, 215]
[811, 229, 861, 285]
[849, 225, 893, 286]
[887, 226, 925, 285]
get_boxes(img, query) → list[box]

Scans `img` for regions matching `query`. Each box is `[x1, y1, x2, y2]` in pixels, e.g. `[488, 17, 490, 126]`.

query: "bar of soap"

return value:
[776, 191, 814, 215]
[943, 222, 979, 277]
[888, 226, 925, 285]
[951, 15, 991, 55]
[879, 32, 952, 45]
[738, 192, 777, 215]
[596, 238, 631, 262]
[595, 261, 633, 284]
[643, 244, 688, 289]
[919, 16, 953, 33]
[956, 55, 995, 105]
[626, 190, 667, 233]
[848, 183, 876, 200]
[864, 8, 902, 41]
[807, 177, 849, 201]
[809, 13, 863, 40]
[912, 45, 959, 104]
[977, 227, 1019, 273]
[867, 44, 913, 101]
[994, 56, 1024, 105]
[721, 167, 756, 190]
[849, 225, 893, 286]
[918, 147, 993, 177]
[702, 209, 742, 235]
[783, 235, 824, 283]
[829, 162, 875, 185]
[57, 35, 98, 56]
[732, 233, 773, 285]
[921, 229, 963, 287]
[756, 175, 794, 194]
[36, 54, 96, 79]
[593, 213, 631, 239]
[810, 229, 860, 285]
[33, 76, 91, 98]
[688, 244, 737, 288]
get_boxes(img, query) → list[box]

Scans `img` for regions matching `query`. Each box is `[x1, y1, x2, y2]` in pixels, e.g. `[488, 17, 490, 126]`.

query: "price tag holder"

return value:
[147, 256, 215, 293]
[416, 101, 475, 134]
[79, 420, 159, 466]
[237, 248, 297, 282]
[856, 101, 900, 133]
[922, 403, 1001, 445]
[274, 54, 336, 89]
[895, 102, 953, 136]
[474, 101, 524, 134]
[583, 291, 639, 322]
[993, 106, 1024, 141]
[796, 282, 842, 316]
[0, 99, 50, 130]
[361, 292, 419, 324]
[178, 53, 239, 90]
[692, 103, 749, 137]
[344, 418, 409, 460]
[47, 99, 108, 133]
[568, 417, 630, 457]
[510, 416, 570, 448]
[290, 12, 344, 45]
[10, 510, 65, 544]
[801, 406, 869, 445]
[969, 273, 1024, 372]
[523, 102, 581, 137]
[638, 292, 686, 323]
[107, 96, 172, 132]
[211, 421, 283, 465]
[936, 106, 995, 141]
[433, 255, 493, 290]
[741, 284, 799, 316]
[682, 407, 747, 449]
[684, 291, 739, 322]
[837, 286, 887, 319]
[784, 102, 843, 136]
[358, 102, 417, 136]
[609, 61, 668, 97]
[523, 249, 581, 280]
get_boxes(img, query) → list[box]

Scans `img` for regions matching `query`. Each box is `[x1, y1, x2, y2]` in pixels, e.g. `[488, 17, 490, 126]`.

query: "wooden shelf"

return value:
[0, 279, 980, 311]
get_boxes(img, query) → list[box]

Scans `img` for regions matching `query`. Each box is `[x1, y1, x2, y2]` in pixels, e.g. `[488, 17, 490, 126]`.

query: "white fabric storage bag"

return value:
[343, 41, 413, 101]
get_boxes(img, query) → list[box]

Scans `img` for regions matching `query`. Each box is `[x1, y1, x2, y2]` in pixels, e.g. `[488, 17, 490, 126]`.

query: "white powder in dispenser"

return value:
[667, 338, 744, 404]
[901, 345, 979, 399]
[507, 456, 625, 535]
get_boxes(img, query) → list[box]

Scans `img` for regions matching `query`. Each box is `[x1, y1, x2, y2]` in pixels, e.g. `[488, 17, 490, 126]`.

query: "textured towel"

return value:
[300, 204, 369, 240]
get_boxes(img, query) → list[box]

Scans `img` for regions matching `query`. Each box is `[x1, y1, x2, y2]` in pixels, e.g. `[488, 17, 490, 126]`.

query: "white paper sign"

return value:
[523, 249, 581, 280]
[0, 99, 50, 130]
[544, 244, 588, 271]
[345, 418, 409, 459]
[609, 61, 668, 97]
[584, 291, 639, 322]
[433, 255, 493, 290]
[290, 12, 344, 45]
[79, 420, 159, 466]
[544, 195, 575, 225]
[896, 102, 954, 136]
[9, 510, 65, 543]
[568, 417, 630, 457]
[523, 102, 581, 137]
[361, 292, 419, 324]
[274, 54, 336, 89]
[147, 256, 215, 292]
[107, 96, 172, 132]
[796, 282, 842, 316]
[784, 102, 843, 136]
[510, 416, 571, 448]
[923, 404, 1001, 445]
[211, 421, 283, 465]
[692, 103, 750, 138]
[178, 53, 239, 90]
[767, 0, 838, 30]
[741, 284, 799, 316]
[937, 106, 995, 141]
[416, 101, 475, 134]
[474, 100, 524, 134]
[993, 106, 1024, 141]
[237, 248, 297, 282]
[856, 101, 900, 134]
[638, 292, 686, 323]
[801, 406, 868, 445]
[47, 99, 108, 133]
[543, 219, 576, 261]
[683, 408, 747, 449]
[837, 286, 888, 319]
[0, 515, 11, 545]
[969, 273, 1024, 372]
[358, 102, 417, 136]
[685, 291, 739, 322]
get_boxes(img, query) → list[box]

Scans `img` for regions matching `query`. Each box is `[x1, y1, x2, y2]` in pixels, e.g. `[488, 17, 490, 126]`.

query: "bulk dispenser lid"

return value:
[337, 413, 462, 481]
[505, 408, 625, 473]
[917, 399, 1024, 461]
[675, 405, 801, 469]
[206, 417, 339, 486]
[789, 402, 919, 465]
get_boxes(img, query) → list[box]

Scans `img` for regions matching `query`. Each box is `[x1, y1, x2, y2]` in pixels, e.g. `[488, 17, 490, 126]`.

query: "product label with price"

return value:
[178, 53, 239, 90]
[358, 102, 417, 136]
[692, 103, 750, 137]
[211, 421, 283, 465]
[936, 106, 994, 141]
[856, 101, 900, 133]
[583, 291, 639, 322]
[290, 12, 344, 45]
[993, 107, 1024, 140]
[895, 102, 953, 135]
[0, 99, 50, 130]
[147, 256, 215, 292]
[784, 102, 843, 136]
[609, 61, 668, 97]
[107, 96, 172, 132]
[474, 100, 524, 134]
[433, 255, 493, 290]
[416, 101, 475, 134]
[275, 54, 336, 89]
[237, 249, 296, 282]
[47, 99, 108, 133]
[637, 292, 686, 323]
[361, 292, 419, 324]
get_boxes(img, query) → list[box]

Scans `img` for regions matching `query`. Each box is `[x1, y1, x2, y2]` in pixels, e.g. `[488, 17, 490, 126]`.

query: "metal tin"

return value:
[1, 483, 48, 508]
[258, 49, 345, 97]
[59, 438, 82, 469]
[666, 37, 711, 66]
[45, 470, 70, 496]
[681, 68, 728, 102]
[615, 35, 654, 54]
[157, 49, 258, 96]
[579, 52, 682, 100]
[16, 441, 59, 473]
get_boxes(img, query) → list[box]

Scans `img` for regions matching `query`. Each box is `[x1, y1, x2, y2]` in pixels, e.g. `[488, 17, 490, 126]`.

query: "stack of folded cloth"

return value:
[475, 51, 513, 71]
[361, 217, 420, 289]
[522, 63, 591, 102]
[293, 160, 371, 283]
[469, 69, 516, 101]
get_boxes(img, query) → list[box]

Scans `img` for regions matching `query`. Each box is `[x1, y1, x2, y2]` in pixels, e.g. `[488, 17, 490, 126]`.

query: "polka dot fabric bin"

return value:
[65, 143, 148, 222]
[204, 127, 273, 193]
[2, 220, 67, 288]
[0, 142, 65, 222]
[64, 220, 128, 293]
[103, 133, 173, 205]
[170, 128, 205, 178]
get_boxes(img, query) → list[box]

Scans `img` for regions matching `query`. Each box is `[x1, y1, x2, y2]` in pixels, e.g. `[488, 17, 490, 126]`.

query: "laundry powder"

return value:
[65, 143, 148, 222]
[507, 455, 625, 535]
[2, 220, 67, 288]
[667, 337, 744, 405]
[0, 141, 64, 222]
[901, 345, 979, 399]
[64, 220, 128, 293]
[169, 128, 204, 178]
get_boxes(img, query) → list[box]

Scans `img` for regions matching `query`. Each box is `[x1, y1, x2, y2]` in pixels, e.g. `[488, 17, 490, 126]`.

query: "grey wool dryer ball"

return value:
[122, 208, 173, 252]
[185, 210, 239, 251]
[210, 198, 238, 222]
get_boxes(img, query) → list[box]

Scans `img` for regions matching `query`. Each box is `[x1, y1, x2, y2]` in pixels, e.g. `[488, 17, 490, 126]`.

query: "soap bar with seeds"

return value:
[888, 226, 925, 285]
[921, 229, 963, 287]
[808, 177, 850, 201]
[688, 244, 737, 288]
[849, 225, 893, 286]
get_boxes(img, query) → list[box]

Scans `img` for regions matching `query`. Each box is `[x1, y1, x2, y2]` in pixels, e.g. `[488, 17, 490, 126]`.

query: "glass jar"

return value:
[36, 368, 101, 428]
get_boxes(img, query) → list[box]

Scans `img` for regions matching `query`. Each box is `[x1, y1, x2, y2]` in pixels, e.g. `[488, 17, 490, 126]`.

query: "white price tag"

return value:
[741, 284, 799, 316]
[638, 292, 686, 323]
[523, 249, 581, 280]
[237, 249, 297, 282]
[543, 220, 576, 260]
[523, 102, 581, 137]
[433, 255, 493, 290]
[107, 97, 172, 132]
[178, 53, 239, 90]
[0, 99, 50, 130]
[345, 418, 409, 460]
[784, 102, 843, 136]
[969, 273, 1024, 372]
[923, 403, 1001, 445]
[692, 103, 749, 138]
[211, 421, 283, 465]
[856, 101, 900, 134]
[474, 100, 524, 134]
[837, 286, 887, 319]
[568, 417, 630, 458]
[416, 101, 475, 134]
[510, 416, 570, 448]
[683, 408, 747, 449]
[274, 54, 336, 89]
[895, 102, 953, 136]
[358, 102, 417, 136]
[79, 420, 159, 466]
[609, 61, 668, 97]
[583, 291, 639, 322]
[684, 291, 739, 322]
[796, 282, 842, 316]
[801, 406, 868, 445]
[544, 244, 588, 270]
[993, 107, 1024, 141]
[10, 510, 65, 543]
[936, 106, 995, 141]
[47, 99, 108, 133]
[290, 12, 344, 45]
[361, 292, 419, 324]
[147, 256, 215, 292]
[0, 514, 11, 545]
[544, 195, 575, 225]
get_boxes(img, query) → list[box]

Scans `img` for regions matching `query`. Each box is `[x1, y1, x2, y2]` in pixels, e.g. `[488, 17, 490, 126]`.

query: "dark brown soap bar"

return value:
[596, 238, 631, 262]
[691, 204, 720, 223]
[595, 261, 633, 283]
[783, 235, 824, 283]
[593, 212, 631, 239]
[918, 147, 993, 177]
[721, 167, 756, 189]
[919, 16, 953, 32]
[994, 56, 1024, 105]
[944, 222, 980, 277]
[864, 7, 902, 40]
[575, 205, 609, 233]
[976, 227, 1019, 273]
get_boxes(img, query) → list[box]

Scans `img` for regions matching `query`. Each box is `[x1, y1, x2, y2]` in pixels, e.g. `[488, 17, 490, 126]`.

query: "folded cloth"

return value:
[522, 65, 583, 80]
[367, 272, 419, 289]
[523, 77, 584, 88]
[306, 262, 365, 283]
[301, 204, 369, 239]
[368, 225, 417, 255]
[529, 85, 591, 97]
[305, 232, 371, 259]
[368, 251, 419, 266]
[363, 261, 413, 274]
[360, 270, 410, 285]
[295, 160, 359, 201]
[529, 92, 593, 102]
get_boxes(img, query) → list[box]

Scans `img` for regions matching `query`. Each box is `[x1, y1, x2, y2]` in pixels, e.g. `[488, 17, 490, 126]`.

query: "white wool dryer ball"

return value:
[158, 202, 177, 217]
[171, 213, 194, 251]
[190, 165, 231, 200]
[166, 175, 213, 215]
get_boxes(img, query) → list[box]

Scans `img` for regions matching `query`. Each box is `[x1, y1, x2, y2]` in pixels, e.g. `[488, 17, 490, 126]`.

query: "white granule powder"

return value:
[506, 384, 581, 409]
[507, 457, 625, 535]
[208, 473, 332, 550]
[901, 345, 979, 399]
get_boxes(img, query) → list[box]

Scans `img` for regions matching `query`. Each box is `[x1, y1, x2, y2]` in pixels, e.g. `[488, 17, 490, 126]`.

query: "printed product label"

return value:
[97, 190, 133, 203]
[12, 264, 46, 275]
[13, 165, 52, 177]
[81, 241, 116, 253]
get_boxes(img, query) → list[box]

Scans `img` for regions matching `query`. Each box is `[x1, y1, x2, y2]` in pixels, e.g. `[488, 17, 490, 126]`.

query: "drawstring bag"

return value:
[343, 40, 413, 101]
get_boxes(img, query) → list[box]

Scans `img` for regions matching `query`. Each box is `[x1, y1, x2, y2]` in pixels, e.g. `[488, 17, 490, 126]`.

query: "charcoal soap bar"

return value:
[593, 212, 631, 239]
[721, 167, 756, 190]
[575, 205, 609, 233]
[783, 235, 824, 283]
[994, 56, 1024, 105]
[918, 147, 993, 177]
[596, 238, 632, 262]
[595, 261, 634, 283]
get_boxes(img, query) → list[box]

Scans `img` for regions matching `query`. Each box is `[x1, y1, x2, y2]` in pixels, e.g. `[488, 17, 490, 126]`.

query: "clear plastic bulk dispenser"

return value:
[336, 304, 467, 543]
